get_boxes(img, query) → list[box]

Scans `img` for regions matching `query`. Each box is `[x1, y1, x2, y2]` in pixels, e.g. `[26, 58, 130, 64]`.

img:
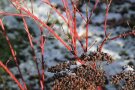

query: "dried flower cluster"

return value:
[47, 52, 111, 90]
[48, 61, 76, 73]
[73, 65, 107, 86]
[52, 75, 96, 90]
[47, 52, 134, 90]
[111, 71, 135, 90]
[80, 51, 113, 63]
[48, 63, 107, 90]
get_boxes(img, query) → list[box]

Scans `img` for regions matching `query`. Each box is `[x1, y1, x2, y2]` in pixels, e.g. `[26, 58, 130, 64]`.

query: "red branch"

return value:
[0, 19, 27, 90]
[110, 30, 135, 40]
[0, 61, 24, 90]
[104, 0, 112, 37]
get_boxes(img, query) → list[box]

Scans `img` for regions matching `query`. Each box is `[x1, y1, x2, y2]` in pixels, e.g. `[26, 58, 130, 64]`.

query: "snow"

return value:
[0, 0, 135, 89]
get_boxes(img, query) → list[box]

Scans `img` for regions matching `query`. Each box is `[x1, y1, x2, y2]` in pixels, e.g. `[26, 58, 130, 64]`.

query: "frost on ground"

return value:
[0, 0, 135, 90]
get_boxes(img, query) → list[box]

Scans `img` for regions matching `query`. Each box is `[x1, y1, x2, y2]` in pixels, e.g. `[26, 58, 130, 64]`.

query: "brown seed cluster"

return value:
[111, 71, 135, 90]
[52, 75, 96, 90]
[47, 51, 135, 90]
[73, 65, 107, 86]
[48, 61, 76, 73]
[48, 63, 107, 89]
[48, 52, 112, 89]
[80, 51, 113, 63]
[48, 52, 135, 90]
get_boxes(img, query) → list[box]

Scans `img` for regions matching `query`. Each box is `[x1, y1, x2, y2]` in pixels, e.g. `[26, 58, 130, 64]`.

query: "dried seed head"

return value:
[80, 51, 113, 63]
[48, 61, 76, 73]
[48, 52, 115, 89]
[52, 75, 96, 90]
[73, 65, 107, 86]
[111, 71, 135, 90]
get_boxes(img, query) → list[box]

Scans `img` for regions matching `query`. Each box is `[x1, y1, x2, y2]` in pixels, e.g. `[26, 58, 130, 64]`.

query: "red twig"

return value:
[98, 33, 111, 52]
[22, 17, 42, 89]
[0, 12, 28, 17]
[86, 6, 89, 52]
[88, 0, 99, 21]
[110, 30, 135, 40]
[104, 0, 112, 37]
[39, 25, 46, 90]
[70, 0, 87, 53]
[86, 0, 99, 52]
[42, 0, 68, 25]
[74, 7, 87, 23]
[72, 3, 78, 56]
[0, 19, 27, 90]
[20, 7, 72, 51]
[88, 40, 97, 51]
[0, 61, 24, 90]
[61, 0, 74, 48]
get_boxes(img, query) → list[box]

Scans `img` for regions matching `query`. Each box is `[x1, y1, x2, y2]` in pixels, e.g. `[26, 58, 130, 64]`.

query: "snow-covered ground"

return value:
[0, 0, 135, 90]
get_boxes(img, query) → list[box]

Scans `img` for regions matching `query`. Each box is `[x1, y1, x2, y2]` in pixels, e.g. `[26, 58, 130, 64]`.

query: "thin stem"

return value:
[0, 19, 27, 90]
[98, 33, 111, 52]
[110, 30, 135, 40]
[104, 0, 112, 37]
[86, 6, 89, 52]
[39, 25, 46, 90]
[43, 1, 68, 24]
[22, 17, 41, 88]
[20, 7, 71, 51]
[88, 0, 99, 22]
[0, 61, 24, 90]
[0, 12, 28, 17]
[86, 0, 99, 52]
[61, 0, 74, 48]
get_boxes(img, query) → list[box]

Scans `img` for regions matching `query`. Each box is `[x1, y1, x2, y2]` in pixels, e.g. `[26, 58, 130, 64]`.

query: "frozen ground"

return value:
[0, 0, 135, 90]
